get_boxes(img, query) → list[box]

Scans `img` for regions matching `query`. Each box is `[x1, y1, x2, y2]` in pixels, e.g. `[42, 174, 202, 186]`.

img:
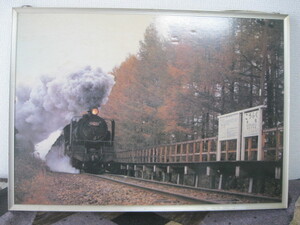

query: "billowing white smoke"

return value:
[16, 66, 115, 173]
[16, 66, 115, 144]
[46, 143, 79, 174]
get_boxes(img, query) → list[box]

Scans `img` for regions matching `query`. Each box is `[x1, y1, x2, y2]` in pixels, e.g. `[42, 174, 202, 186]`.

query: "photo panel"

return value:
[9, 8, 289, 211]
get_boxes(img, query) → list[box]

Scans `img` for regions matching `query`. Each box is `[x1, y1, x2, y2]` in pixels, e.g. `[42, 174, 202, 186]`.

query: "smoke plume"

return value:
[16, 66, 115, 144]
[46, 143, 79, 174]
[15, 66, 115, 172]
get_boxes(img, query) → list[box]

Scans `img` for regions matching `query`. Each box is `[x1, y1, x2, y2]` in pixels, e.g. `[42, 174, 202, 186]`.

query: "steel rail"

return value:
[98, 174, 281, 204]
[89, 174, 219, 204]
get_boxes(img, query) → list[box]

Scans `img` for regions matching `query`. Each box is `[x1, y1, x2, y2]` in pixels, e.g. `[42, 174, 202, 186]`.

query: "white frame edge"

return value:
[8, 7, 290, 212]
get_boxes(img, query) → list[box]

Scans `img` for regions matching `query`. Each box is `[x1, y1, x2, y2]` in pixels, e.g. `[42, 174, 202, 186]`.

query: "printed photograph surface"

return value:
[12, 9, 287, 210]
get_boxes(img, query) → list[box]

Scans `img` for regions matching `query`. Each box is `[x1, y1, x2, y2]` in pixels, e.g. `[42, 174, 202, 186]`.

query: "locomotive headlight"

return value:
[91, 108, 99, 115]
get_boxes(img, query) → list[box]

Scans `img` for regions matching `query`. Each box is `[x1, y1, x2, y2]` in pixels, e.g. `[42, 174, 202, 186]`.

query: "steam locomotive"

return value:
[47, 108, 115, 173]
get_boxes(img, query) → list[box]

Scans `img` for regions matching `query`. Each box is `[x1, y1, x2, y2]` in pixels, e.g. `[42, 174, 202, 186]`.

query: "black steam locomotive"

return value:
[48, 108, 115, 173]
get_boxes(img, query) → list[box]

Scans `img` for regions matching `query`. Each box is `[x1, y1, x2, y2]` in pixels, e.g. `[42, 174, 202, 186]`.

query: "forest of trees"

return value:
[100, 17, 284, 151]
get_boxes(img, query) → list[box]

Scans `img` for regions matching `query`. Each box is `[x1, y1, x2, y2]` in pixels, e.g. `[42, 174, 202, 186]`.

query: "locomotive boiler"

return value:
[48, 108, 115, 173]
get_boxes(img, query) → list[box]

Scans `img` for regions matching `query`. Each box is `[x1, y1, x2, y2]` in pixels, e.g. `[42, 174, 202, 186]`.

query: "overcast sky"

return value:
[15, 13, 231, 86]
[16, 13, 155, 86]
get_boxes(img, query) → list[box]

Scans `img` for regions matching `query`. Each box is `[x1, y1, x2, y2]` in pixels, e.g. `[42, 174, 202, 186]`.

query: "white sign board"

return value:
[217, 105, 264, 161]
[243, 110, 260, 137]
[218, 113, 241, 141]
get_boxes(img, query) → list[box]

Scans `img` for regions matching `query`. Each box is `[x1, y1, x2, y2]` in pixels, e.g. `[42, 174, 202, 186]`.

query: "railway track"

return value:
[89, 174, 281, 204]
[89, 174, 216, 204]
[40, 172, 195, 205]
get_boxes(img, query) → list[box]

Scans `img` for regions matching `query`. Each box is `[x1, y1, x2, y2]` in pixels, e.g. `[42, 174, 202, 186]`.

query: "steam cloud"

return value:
[16, 66, 115, 144]
[46, 145, 80, 174]
[16, 66, 115, 172]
